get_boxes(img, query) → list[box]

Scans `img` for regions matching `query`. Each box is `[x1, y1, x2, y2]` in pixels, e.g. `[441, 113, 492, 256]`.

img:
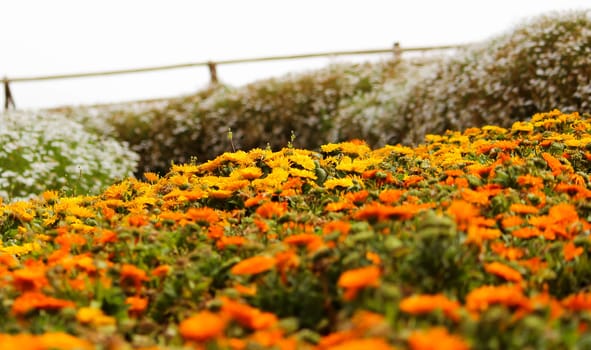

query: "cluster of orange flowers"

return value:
[1, 110, 591, 348]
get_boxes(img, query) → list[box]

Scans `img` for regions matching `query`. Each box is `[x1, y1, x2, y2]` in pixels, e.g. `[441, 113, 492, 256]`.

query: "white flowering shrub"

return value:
[376, 10, 591, 145]
[0, 111, 139, 201]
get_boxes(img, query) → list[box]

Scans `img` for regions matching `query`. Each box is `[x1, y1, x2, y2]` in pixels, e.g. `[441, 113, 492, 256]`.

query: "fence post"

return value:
[3, 77, 15, 110]
[208, 62, 218, 85]
[393, 42, 402, 62]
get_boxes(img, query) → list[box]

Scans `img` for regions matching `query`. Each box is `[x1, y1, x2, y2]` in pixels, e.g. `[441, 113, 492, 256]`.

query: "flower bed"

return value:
[1, 110, 591, 349]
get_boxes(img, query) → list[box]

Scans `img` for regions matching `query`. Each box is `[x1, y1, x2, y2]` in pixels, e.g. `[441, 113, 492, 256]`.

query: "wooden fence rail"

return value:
[2, 42, 467, 110]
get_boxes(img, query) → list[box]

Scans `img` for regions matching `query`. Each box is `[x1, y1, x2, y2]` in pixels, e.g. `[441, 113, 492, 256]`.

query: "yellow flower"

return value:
[288, 153, 316, 170]
[335, 156, 374, 173]
[76, 307, 116, 326]
[288, 168, 317, 180]
[324, 178, 354, 190]
[233, 166, 263, 180]
[511, 121, 534, 132]
[68, 205, 95, 219]
[0, 242, 41, 256]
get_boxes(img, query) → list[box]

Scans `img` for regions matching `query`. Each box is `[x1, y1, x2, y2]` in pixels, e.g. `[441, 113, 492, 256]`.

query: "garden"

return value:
[1, 10, 591, 350]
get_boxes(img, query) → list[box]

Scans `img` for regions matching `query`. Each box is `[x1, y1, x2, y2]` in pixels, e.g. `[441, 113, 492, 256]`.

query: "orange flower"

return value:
[12, 292, 75, 316]
[0, 253, 18, 267]
[12, 264, 48, 292]
[354, 202, 431, 221]
[447, 200, 480, 230]
[245, 194, 265, 208]
[220, 297, 278, 330]
[186, 207, 220, 224]
[404, 175, 424, 187]
[326, 338, 395, 350]
[325, 201, 355, 212]
[179, 311, 226, 342]
[484, 262, 523, 283]
[399, 294, 461, 321]
[465, 284, 530, 314]
[511, 227, 542, 239]
[152, 264, 171, 278]
[274, 250, 300, 284]
[231, 256, 276, 275]
[562, 292, 591, 311]
[143, 172, 159, 182]
[345, 190, 370, 205]
[323, 221, 351, 236]
[234, 283, 257, 296]
[407, 327, 470, 350]
[120, 264, 148, 291]
[338, 266, 381, 300]
[517, 257, 548, 273]
[465, 225, 501, 246]
[217, 236, 247, 249]
[256, 201, 288, 219]
[509, 203, 539, 214]
[94, 229, 117, 244]
[490, 242, 524, 261]
[283, 233, 323, 251]
[563, 241, 584, 262]
[501, 215, 524, 229]
[517, 174, 544, 189]
[38, 332, 94, 350]
[542, 152, 563, 175]
[128, 214, 149, 227]
[477, 140, 519, 154]
[317, 331, 357, 349]
[125, 296, 148, 315]
[378, 189, 404, 204]
[366, 251, 382, 265]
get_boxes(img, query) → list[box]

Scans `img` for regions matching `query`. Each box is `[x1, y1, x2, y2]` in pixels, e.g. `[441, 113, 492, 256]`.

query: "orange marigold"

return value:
[186, 207, 220, 224]
[179, 311, 226, 342]
[542, 152, 563, 175]
[562, 292, 591, 311]
[220, 297, 278, 330]
[230, 256, 276, 275]
[484, 262, 523, 283]
[283, 233, 323, 251]
[38, 332, 93, 350]
[120, 264, 148, 291]
[338, 266, 381, 300]
[256, 201, 288, 219]
[511, 227, 542, 239]
[126, 296, 148, 314]
[563, 241, 584, 262]
[399, 294, 461, 321]
[490, 242, 524, 261]
[407, 327, 470, 350]
[465, 284, 530, 313]
[378, 189, 404, 204]
[447, 200, 480, 230]
[152, 264, 171, 278]
[12, 292, 75, 316]
[509, 203, 539, 214]
[326, 338, 395, 350]
[12, 265, 48, 292]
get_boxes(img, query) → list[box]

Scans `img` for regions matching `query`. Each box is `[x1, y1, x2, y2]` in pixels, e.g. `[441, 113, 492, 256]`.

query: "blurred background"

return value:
[1, 0, 589, 109]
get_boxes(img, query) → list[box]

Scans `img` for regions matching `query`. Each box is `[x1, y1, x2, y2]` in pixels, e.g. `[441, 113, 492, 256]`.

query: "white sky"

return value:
[1, 0, 589, 109]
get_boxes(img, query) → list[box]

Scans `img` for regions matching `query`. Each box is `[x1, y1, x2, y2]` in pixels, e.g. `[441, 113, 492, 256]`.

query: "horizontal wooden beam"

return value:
[5, 43, 468, 83]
